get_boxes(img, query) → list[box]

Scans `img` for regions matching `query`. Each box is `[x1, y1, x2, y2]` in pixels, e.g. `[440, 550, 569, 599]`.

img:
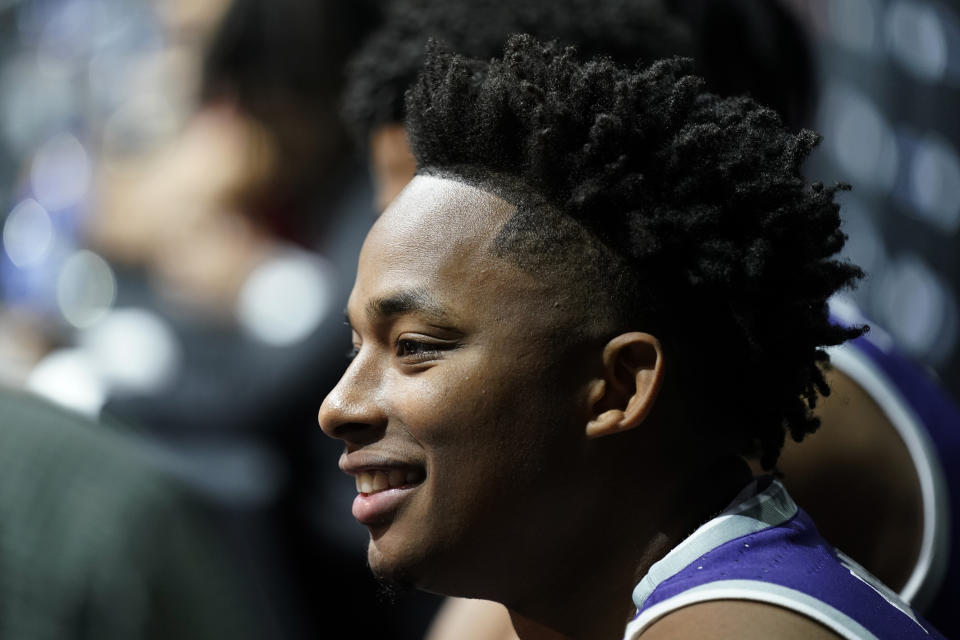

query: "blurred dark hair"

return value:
[202, 0, 380, 125]
[665, 0, 817, 129]
[345, 0, 815, 142]
[200, 0, 382, 236]
[343, 0, 694, 138]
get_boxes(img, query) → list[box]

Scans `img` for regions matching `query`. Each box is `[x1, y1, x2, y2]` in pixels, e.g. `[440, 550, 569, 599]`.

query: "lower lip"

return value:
[352, 485, 420, 525]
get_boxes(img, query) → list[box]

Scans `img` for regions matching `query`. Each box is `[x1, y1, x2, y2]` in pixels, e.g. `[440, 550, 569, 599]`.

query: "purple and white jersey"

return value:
[623, 477, 945, 640]
[829, 296, 959, 636]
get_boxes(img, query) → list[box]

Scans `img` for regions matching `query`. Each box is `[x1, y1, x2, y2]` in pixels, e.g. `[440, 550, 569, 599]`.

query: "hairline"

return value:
[416, 166, 637, 340]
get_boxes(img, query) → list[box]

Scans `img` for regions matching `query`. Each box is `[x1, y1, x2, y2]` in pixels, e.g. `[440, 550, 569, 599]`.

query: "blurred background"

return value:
[0, 0, 443, 637]
[0, 0, 957, 638]
[789, 0, 960, 394]
[4, 0, 957, 410]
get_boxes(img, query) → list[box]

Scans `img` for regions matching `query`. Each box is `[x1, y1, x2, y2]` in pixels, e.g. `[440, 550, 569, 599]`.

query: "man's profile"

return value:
[318, 35, 943, 639]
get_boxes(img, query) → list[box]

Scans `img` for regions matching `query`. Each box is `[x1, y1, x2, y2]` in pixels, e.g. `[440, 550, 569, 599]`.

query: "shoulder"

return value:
[426, 598, 519, 640]
[637, 600, 844, 640]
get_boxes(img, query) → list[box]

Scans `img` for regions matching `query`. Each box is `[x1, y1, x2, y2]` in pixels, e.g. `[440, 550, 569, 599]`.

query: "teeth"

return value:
[358, 471, 373, 493]
[356, 468, 423, 494]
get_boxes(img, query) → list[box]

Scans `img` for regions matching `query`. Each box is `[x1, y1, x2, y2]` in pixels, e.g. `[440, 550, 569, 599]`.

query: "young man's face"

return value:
[318, 175, 602, 596]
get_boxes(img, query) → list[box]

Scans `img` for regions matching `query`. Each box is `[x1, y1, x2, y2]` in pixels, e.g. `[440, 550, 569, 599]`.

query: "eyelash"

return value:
[345, 339, 452, 363]
[396, 338, 446, 362]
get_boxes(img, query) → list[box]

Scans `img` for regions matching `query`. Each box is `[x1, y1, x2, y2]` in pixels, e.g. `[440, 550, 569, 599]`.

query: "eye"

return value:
[396, 339, 439, 357]
[395, 337, 453, 364]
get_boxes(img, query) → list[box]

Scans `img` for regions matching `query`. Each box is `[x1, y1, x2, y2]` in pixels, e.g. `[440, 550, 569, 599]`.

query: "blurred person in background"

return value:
[340, 0, 960, 637]
[1, 0, 440, 636]
[0, 387, 262, 640]
[91, 0, 443, 636]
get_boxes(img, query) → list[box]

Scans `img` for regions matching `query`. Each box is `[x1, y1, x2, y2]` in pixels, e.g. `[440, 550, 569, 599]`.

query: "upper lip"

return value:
[339, 451, 424, 477]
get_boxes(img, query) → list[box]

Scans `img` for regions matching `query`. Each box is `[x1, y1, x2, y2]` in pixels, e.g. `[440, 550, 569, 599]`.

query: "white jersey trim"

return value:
[631, 478, 797, 610]
[623, 580, 879, 640]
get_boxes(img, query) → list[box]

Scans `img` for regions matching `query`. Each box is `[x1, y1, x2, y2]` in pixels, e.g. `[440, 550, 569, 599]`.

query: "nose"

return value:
[318, 354, 387, 445]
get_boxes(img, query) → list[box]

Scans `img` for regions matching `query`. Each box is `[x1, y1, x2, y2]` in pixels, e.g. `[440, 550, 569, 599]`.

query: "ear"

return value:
[585, 332, 664, 439]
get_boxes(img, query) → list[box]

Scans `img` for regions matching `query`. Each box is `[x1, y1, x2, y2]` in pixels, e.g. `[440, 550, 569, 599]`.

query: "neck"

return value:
[504, 456, 752, 639]
[506, 532, 676, 640]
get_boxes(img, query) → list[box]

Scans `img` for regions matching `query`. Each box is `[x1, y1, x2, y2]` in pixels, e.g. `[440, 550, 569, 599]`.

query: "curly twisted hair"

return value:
[343, 0, 693, 137]
[345, 0, 816, 141]
[406, 35, 865, 469]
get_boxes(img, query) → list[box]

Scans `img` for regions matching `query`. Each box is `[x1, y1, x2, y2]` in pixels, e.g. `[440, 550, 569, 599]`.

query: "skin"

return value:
[368, 133, 923, 637]
[320, 175, 611, 600]
[428, 599, 844, 640]
[776, 367, 922, 591]
[428, 371, 919, 639]
[319, 175, 835, 638]
[427, 598, 519, 640]
[640, 600, 844, 640]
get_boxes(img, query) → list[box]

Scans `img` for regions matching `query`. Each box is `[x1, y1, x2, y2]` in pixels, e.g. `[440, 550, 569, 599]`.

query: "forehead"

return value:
[373, 174, 514, 248]
[357, 174, 515, 282]
[350, 174, 547, 323]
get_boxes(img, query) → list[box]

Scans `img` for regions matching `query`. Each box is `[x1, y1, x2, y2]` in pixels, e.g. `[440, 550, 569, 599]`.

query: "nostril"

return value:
[326, 421, 384, 445]
[318, 368, 386, 441]
[318, 397, 384, 442]
[317, 395, 353, 437]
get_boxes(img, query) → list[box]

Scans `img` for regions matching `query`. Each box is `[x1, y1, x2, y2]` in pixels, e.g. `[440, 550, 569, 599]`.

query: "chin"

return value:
[367, 533, 466, 597]
[366, 535, 422, 586]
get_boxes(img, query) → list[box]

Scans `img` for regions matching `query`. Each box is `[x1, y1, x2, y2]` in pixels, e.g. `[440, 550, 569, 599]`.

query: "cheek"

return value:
[388, 364, 510, 448]
[428, 364, 573, 475]
[380, 339, 586, 485]
[384, 360, 524, 458]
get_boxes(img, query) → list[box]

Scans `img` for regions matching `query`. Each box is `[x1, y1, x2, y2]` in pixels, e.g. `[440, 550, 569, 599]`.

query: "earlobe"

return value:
[585, 409, 625, 438]
[585, 332, 664, 439]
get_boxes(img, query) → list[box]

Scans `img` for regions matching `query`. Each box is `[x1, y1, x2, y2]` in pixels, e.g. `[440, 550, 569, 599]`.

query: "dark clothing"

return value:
[0, 389, 263, 640]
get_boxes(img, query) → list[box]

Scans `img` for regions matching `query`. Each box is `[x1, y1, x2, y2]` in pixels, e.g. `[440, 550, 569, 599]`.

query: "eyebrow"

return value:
[362, 288, 456, 325]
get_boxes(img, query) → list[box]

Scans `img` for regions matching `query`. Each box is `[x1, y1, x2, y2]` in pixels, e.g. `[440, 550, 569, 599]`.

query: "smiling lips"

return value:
[350, 466, 426, 525]
[355, 468, 423, 494]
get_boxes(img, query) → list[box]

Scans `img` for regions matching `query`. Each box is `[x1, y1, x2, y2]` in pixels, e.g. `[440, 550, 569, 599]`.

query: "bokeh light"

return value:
[907, 133, 960, 234]
[236, 250, 333, 346]
[839, 197, 888, 280]
[875, 254, 959, 365]
[25, 347, 107, 416]
[0, 53, 76, 154]
[78, 307, 182, 394]
[30, 132, 90, 212]
[3, 198, 53, 267]
[886, 0, 949, 83]
[56, 249, 116, 328]
[820, 84, 899, 192]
